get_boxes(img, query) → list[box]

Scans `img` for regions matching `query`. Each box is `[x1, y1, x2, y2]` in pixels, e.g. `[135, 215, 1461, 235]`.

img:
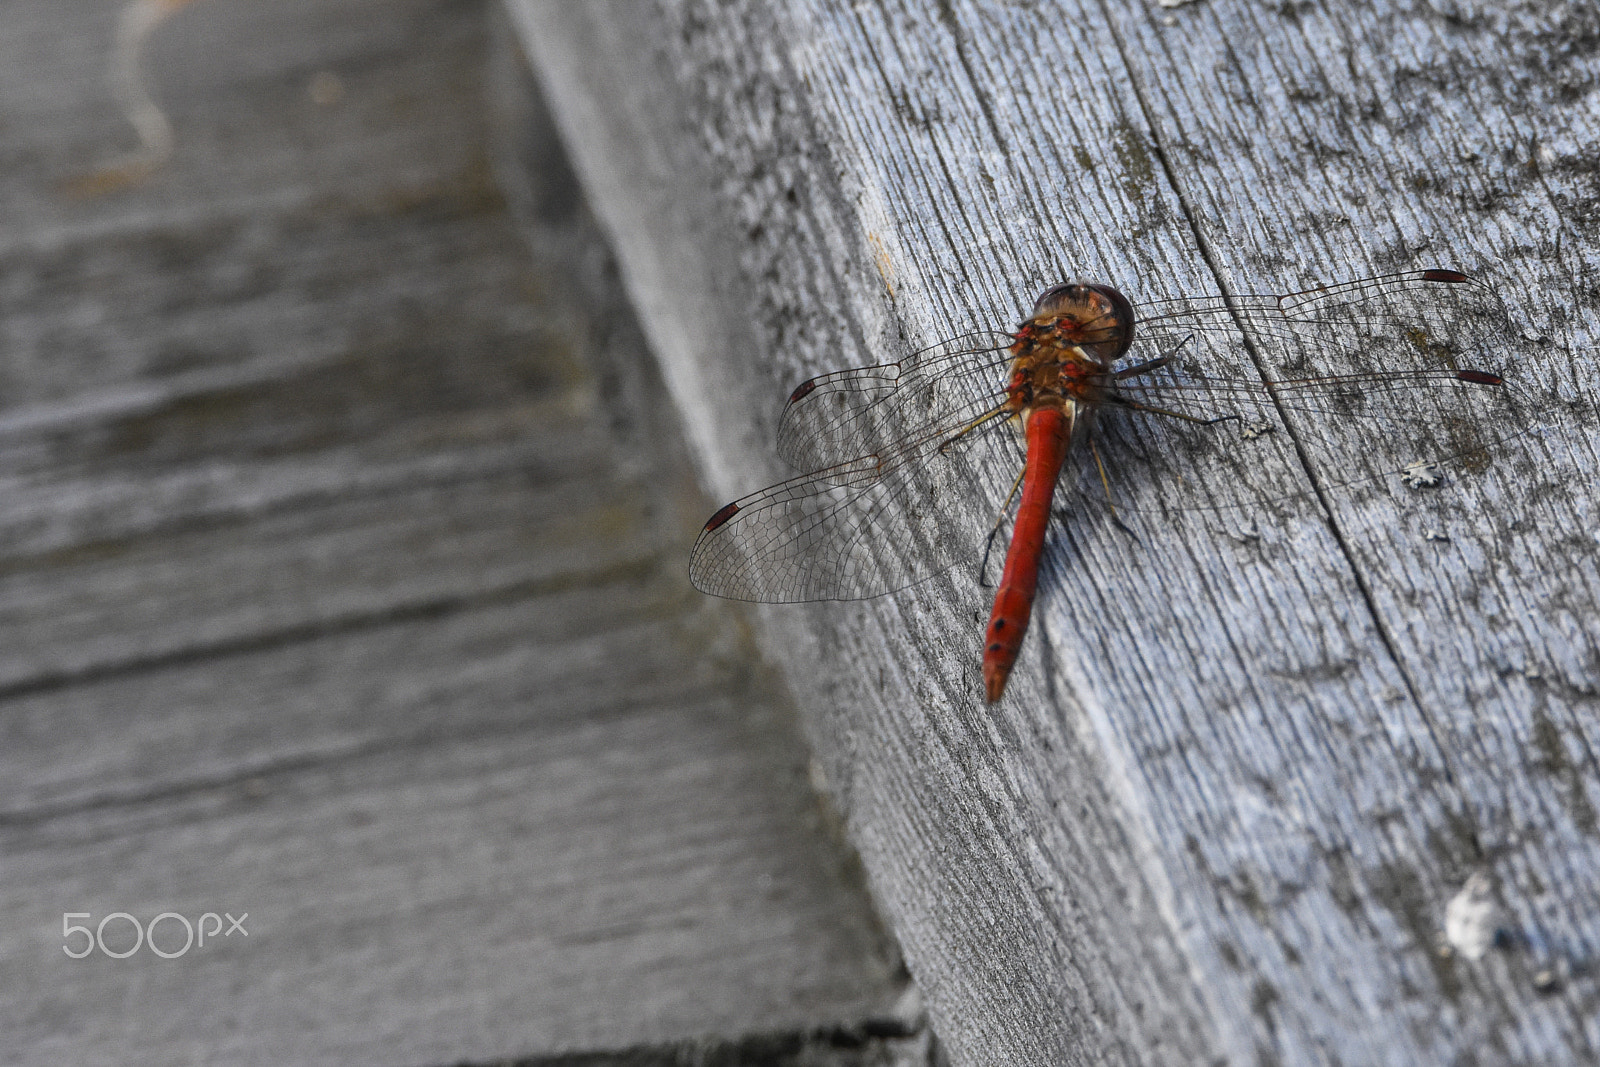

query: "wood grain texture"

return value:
[511, 1, 1600, 1064]
[0, 2, 917, 1064]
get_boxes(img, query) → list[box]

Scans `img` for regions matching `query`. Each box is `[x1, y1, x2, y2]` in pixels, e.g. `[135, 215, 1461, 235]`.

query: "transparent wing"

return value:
[776, 331, 1014, 471]
[1087, 269, 1545, 515]
[690, 408, 1024, 602]
[692, 268, 1550, 605]
[1129, 269, 1489, 360]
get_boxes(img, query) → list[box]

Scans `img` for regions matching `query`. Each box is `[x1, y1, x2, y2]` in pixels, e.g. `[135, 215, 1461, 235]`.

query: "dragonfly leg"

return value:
[978, 464, 1027, 588]
[1114, 332, 1196, 381]
[1106, 392, 1241, 426]
[1089, 436, 1140, 541]
[938, 404, 1010, 455]
[1113, 355, 1171, 380]
[1091, 436, 1118, 517]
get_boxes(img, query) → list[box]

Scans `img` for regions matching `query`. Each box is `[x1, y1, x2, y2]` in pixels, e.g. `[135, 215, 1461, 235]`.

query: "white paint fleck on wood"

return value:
[1446, 872, 1501, 962]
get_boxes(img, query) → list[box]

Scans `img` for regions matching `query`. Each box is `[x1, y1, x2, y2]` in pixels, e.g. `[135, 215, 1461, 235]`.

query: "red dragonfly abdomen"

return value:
[983, 405, 1074, 702]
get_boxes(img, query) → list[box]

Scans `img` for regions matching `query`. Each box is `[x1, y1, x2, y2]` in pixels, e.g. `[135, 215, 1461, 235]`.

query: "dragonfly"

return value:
[688, 269, 1532, 702]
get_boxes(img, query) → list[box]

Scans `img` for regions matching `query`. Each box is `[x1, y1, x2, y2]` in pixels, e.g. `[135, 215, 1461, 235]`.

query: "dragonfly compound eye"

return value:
[1028, 282, 1136, 364]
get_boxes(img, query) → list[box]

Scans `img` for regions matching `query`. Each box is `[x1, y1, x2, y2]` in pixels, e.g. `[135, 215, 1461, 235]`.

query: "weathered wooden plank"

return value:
[0, 197, 566, 409]
[511, 1, 1599, 1064]
[0, 1, 916, 1063]
[0, 0, 490, 247]
[1, 595, 897, 1064]
[0, 203, 649, 690]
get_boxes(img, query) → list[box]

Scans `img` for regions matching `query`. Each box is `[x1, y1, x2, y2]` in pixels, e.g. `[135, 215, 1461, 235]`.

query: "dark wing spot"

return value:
[787, 378, 820, 404]
[704, 501, 740, 531]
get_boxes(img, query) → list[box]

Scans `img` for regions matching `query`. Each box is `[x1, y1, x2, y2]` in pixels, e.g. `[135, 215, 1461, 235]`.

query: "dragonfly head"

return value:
[1025, 282, 1135, 365]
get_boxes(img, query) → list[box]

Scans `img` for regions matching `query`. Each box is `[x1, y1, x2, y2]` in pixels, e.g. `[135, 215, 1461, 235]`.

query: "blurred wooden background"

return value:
[0, 2, 926, 1064]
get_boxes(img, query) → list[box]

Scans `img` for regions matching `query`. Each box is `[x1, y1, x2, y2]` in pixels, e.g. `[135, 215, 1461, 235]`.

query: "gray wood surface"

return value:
[512, 1, 1600, 1064]
[0, 2, 919, 1064]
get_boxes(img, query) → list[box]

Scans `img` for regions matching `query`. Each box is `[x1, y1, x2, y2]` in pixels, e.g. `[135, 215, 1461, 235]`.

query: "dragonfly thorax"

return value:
[1004, 350, 1112, 420]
